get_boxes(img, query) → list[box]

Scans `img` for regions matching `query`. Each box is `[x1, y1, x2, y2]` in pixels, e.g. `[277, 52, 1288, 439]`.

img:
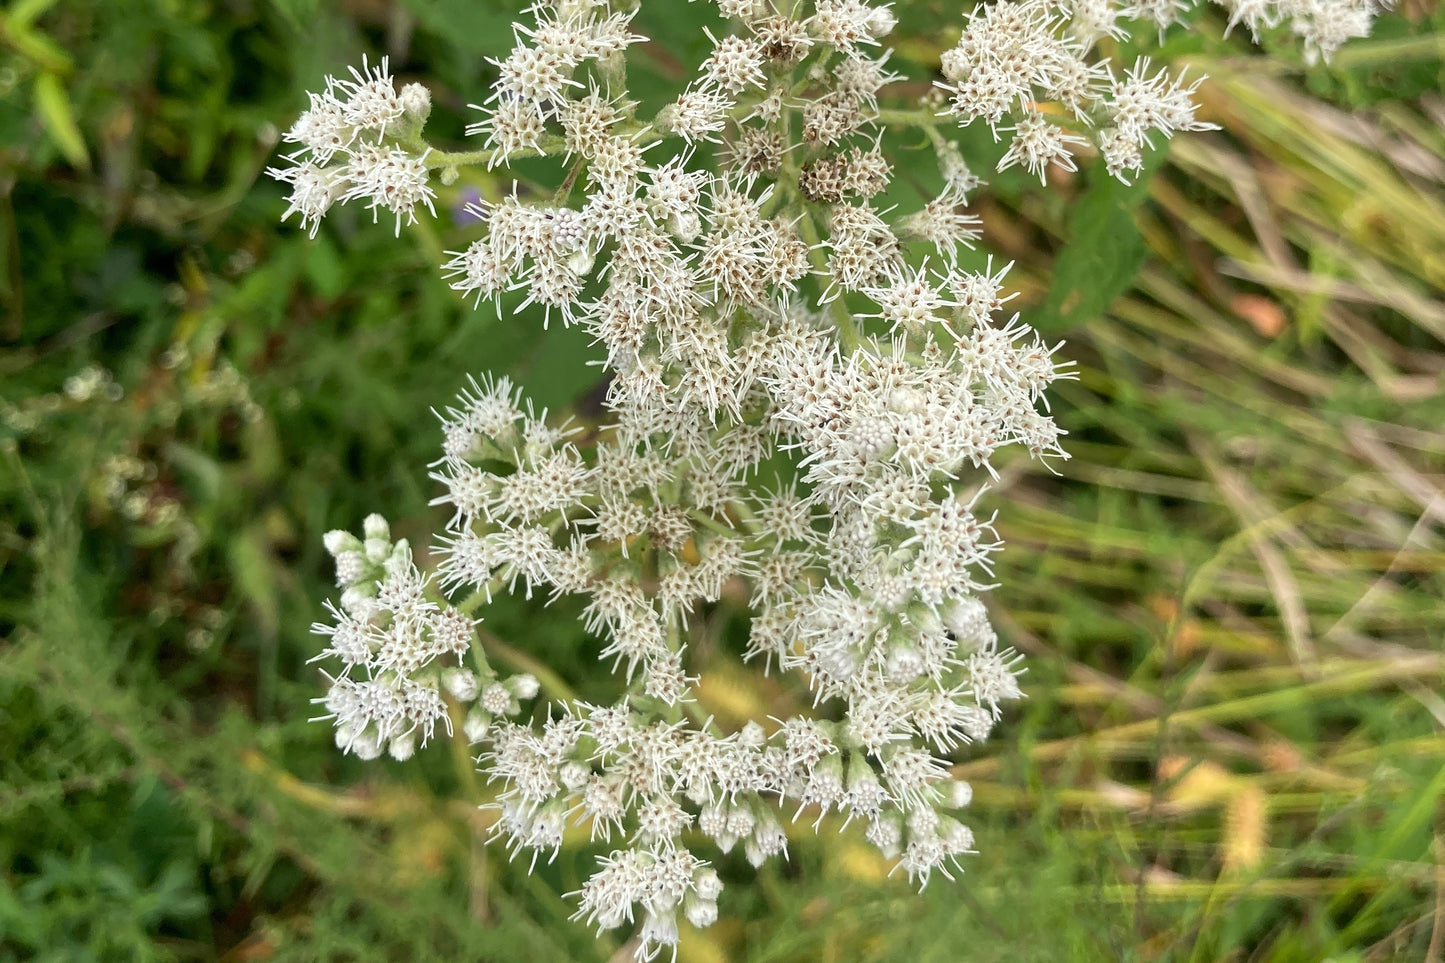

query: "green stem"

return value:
[874, 106, 943, 129]
[796, 210, 862, 350]
[479, 629, 580, 704]
[724, 496, 761, 535]
[688, 509, 741, 539]
[422, 135, 569, 171]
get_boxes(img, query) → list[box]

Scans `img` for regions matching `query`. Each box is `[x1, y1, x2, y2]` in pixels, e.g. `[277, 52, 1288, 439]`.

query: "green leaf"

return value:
[1030, 146, 1165, 333]
[401, 0, 520, 57]
[228, 525, 280, 641]
[265, 0, 320, 30]
[32, 72, 89, 170]
[518, 319, 603, 412]
[164, 441, 224, 504]
[1, 4, 73, 73]
[305, 233, 347, 299]
[8, 0, 63, 29]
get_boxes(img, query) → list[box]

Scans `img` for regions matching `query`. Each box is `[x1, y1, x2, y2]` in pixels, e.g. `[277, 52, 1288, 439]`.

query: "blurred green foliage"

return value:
[3, 0, 1443, 960]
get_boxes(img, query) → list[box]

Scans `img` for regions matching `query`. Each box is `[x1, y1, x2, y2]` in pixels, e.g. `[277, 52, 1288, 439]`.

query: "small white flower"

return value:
[268, 160, 340, 237]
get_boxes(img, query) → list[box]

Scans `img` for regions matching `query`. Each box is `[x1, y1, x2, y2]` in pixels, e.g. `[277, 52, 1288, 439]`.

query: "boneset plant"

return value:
[270, 0, 1387, 956]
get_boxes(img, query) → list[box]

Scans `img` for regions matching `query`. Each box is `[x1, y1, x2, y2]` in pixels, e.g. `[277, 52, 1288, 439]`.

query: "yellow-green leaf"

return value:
[33, 72, 89, 170]
[1, 11, 73, 74]
[8, 0, 63, 30]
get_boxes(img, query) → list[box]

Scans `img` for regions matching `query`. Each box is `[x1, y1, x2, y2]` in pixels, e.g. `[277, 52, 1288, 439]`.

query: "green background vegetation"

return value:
[3, 0, 1443, 960]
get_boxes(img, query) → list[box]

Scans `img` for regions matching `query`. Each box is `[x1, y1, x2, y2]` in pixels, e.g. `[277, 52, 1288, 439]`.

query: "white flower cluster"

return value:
[312, 514, 541, 762]
[938, 0, 1390, 182]
[268, 57, 437, 237]
[291, 0, 1391, 957]
[1217, 0, 1391, 63]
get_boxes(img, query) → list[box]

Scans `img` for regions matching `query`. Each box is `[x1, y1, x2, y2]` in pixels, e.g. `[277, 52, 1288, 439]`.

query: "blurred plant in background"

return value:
[2, 0, 1442, 961]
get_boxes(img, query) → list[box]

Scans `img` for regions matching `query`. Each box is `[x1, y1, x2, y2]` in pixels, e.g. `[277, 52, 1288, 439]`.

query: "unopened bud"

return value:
[463, 709, 492, 744]
[324, 529, 360, 556]
[399, 82, 431, 124]
[506, 673, 540, 700]
[362, 513, 390, 542]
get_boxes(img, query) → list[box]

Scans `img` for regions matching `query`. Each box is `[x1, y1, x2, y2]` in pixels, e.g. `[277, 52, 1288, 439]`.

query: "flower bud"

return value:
[340, 585, 377, 619]
[443, 668, 480, 702]
[364, 537, 390, 563]
[506, 673, 540, 700]
[938, 817, 974, 855]
[885, 642, 925, 682]
[866, 7, 896, 37]
[388, 730, 417, 761]
[943, 779, 973, 809]
[865, 811, 903, 859]
[684, 897, 718, 928]
[324, 529, 361, 556]
[640, 910, 679, 953]
[559, 760, 590, 791]
[347, 728, 383, 761]
[399, 82, 431, 125]
[334, 550, 366, 587]
[693, 868, 723, 902]
[481, 683, 518, 717]
[362, 513, 390, 542]
[463, 709, 492, 744]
